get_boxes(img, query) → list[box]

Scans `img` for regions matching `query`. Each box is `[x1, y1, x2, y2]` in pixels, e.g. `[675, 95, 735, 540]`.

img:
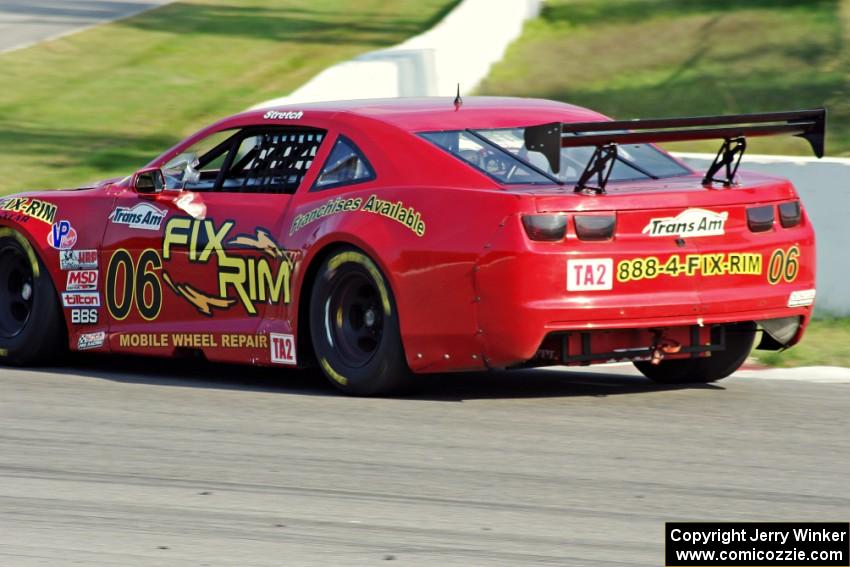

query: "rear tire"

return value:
[634, 322, 756, 384]
[0, 230, 65, 365]
[309, 247, 412, 396]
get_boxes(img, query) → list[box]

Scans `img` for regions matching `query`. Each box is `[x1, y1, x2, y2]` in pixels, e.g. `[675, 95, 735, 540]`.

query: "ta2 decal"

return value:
[567, 259, 613, 291]
[270, 333, 297, 365]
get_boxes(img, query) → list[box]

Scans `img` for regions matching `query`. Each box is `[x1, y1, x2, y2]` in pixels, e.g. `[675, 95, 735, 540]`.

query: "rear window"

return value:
[420, 127, 691, 185]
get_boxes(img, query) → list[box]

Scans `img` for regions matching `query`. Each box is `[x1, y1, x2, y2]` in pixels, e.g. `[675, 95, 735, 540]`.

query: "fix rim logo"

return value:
[642, 208, 728, 238]
[161, 217, 296, 316]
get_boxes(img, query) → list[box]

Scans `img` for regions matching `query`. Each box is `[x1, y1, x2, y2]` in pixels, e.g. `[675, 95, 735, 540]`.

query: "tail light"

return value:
[747, 205, 774, 232]
[779, 201, 801, 228]
[574, 214, 615, 241]
[522, 214, 567, 241]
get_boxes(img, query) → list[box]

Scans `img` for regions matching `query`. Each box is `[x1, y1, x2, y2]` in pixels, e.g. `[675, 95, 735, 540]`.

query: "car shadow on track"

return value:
[37, 354, 723, 401]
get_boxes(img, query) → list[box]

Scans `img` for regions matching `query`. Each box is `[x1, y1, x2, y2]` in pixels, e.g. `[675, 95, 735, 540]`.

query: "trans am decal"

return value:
[0, 197, 57, 224]
[617, 252, 762, 282]
[109, 203, 167, 230]
[290, 194, 426, 237]
[642, 208, 728, 238]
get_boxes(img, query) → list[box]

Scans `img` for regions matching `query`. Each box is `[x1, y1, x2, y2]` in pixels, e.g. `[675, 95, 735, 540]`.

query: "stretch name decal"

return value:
[290, 194, 426, 237]
[263, 110, 303, 120]
[642, 208, 728, 238]
[0, 197, 57, 224]
[617, 253, 762, 282]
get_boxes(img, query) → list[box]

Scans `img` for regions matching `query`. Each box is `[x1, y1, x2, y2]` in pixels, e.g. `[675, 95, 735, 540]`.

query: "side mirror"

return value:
[133, 167, 165, 194]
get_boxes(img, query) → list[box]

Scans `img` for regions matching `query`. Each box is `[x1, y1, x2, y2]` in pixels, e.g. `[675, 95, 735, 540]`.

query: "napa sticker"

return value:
[47, 220, 78, 250]
[642, 208, 728, 238]
[109, 203, 167, 231]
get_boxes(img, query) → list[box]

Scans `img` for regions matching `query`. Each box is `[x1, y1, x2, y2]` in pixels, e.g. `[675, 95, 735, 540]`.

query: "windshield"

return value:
[420, 127, 691, 185]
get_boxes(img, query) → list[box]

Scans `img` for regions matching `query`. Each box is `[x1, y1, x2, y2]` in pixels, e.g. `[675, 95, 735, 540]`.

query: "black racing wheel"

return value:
[309, 247, 412, 396]
[634, 322, 756, 384]
[0, 230, 65, 365]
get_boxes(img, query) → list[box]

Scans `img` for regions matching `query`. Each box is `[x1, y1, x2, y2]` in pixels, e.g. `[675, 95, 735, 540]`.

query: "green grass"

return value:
[0, 0, 458, 195]
[753, 318, 850, 368]
[479, 0, 850, 156]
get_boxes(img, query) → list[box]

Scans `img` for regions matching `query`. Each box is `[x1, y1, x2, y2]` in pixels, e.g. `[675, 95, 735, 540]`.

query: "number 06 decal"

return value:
[767, 245, 800, 285]
[106, 248, 163, 321]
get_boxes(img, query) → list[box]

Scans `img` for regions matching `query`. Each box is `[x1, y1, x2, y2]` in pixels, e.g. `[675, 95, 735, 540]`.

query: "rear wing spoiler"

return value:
[523, 108, 826, 194]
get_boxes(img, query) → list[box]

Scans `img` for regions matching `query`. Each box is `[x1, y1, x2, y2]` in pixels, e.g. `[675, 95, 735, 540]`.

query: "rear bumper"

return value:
[472, 214, 816, 368]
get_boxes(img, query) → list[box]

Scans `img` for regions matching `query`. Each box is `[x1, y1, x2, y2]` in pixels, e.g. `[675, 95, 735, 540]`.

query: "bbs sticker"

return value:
[71, 308, 98, 325]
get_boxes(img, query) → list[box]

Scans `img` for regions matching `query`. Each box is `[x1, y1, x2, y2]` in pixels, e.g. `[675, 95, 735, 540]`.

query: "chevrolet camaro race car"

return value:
[0, 97, 824, 395]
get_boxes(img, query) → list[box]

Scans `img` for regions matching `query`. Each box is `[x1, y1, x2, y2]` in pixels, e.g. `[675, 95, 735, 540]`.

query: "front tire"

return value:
[0, 230, 65, 365]
[634, 322, 756, 384]
[309, 247, 412, 396]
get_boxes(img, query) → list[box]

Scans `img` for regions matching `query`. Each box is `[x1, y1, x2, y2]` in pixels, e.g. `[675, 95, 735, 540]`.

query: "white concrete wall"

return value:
[676, 153, 850, 316]
[253, 0, 541, 108]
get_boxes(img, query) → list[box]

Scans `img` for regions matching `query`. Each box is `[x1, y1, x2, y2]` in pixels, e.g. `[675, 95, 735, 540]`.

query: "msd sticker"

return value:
[642, 208, 728, 238]
[567, 258, 613, 291]
[60, 249, 97, 270]
[47, 220, 77, 250]
[66, 270, 98, 291]
[270, 333, 297, 365]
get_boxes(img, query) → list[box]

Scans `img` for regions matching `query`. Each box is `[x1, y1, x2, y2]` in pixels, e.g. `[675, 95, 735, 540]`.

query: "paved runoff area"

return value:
[0, 0, 174, 53]
[0, 359, 848, 566]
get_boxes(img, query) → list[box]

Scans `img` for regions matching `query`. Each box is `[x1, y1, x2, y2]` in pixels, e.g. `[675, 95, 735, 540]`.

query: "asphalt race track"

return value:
[0, 0, 174, 53]
[1, 359, 847, 566]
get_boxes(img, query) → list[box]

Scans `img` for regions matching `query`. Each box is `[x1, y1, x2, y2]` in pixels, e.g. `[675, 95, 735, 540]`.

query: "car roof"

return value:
[245, 96, 609, 132]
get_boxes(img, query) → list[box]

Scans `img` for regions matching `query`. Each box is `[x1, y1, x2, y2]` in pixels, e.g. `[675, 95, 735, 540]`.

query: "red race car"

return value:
[0, 97, 824, 395]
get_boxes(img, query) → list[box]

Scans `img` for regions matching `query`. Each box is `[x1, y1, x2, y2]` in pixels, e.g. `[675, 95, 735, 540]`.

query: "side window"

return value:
[163, 129, 237, 191]
[220, 129, 325, 194]
[312, 135, 375, 191]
